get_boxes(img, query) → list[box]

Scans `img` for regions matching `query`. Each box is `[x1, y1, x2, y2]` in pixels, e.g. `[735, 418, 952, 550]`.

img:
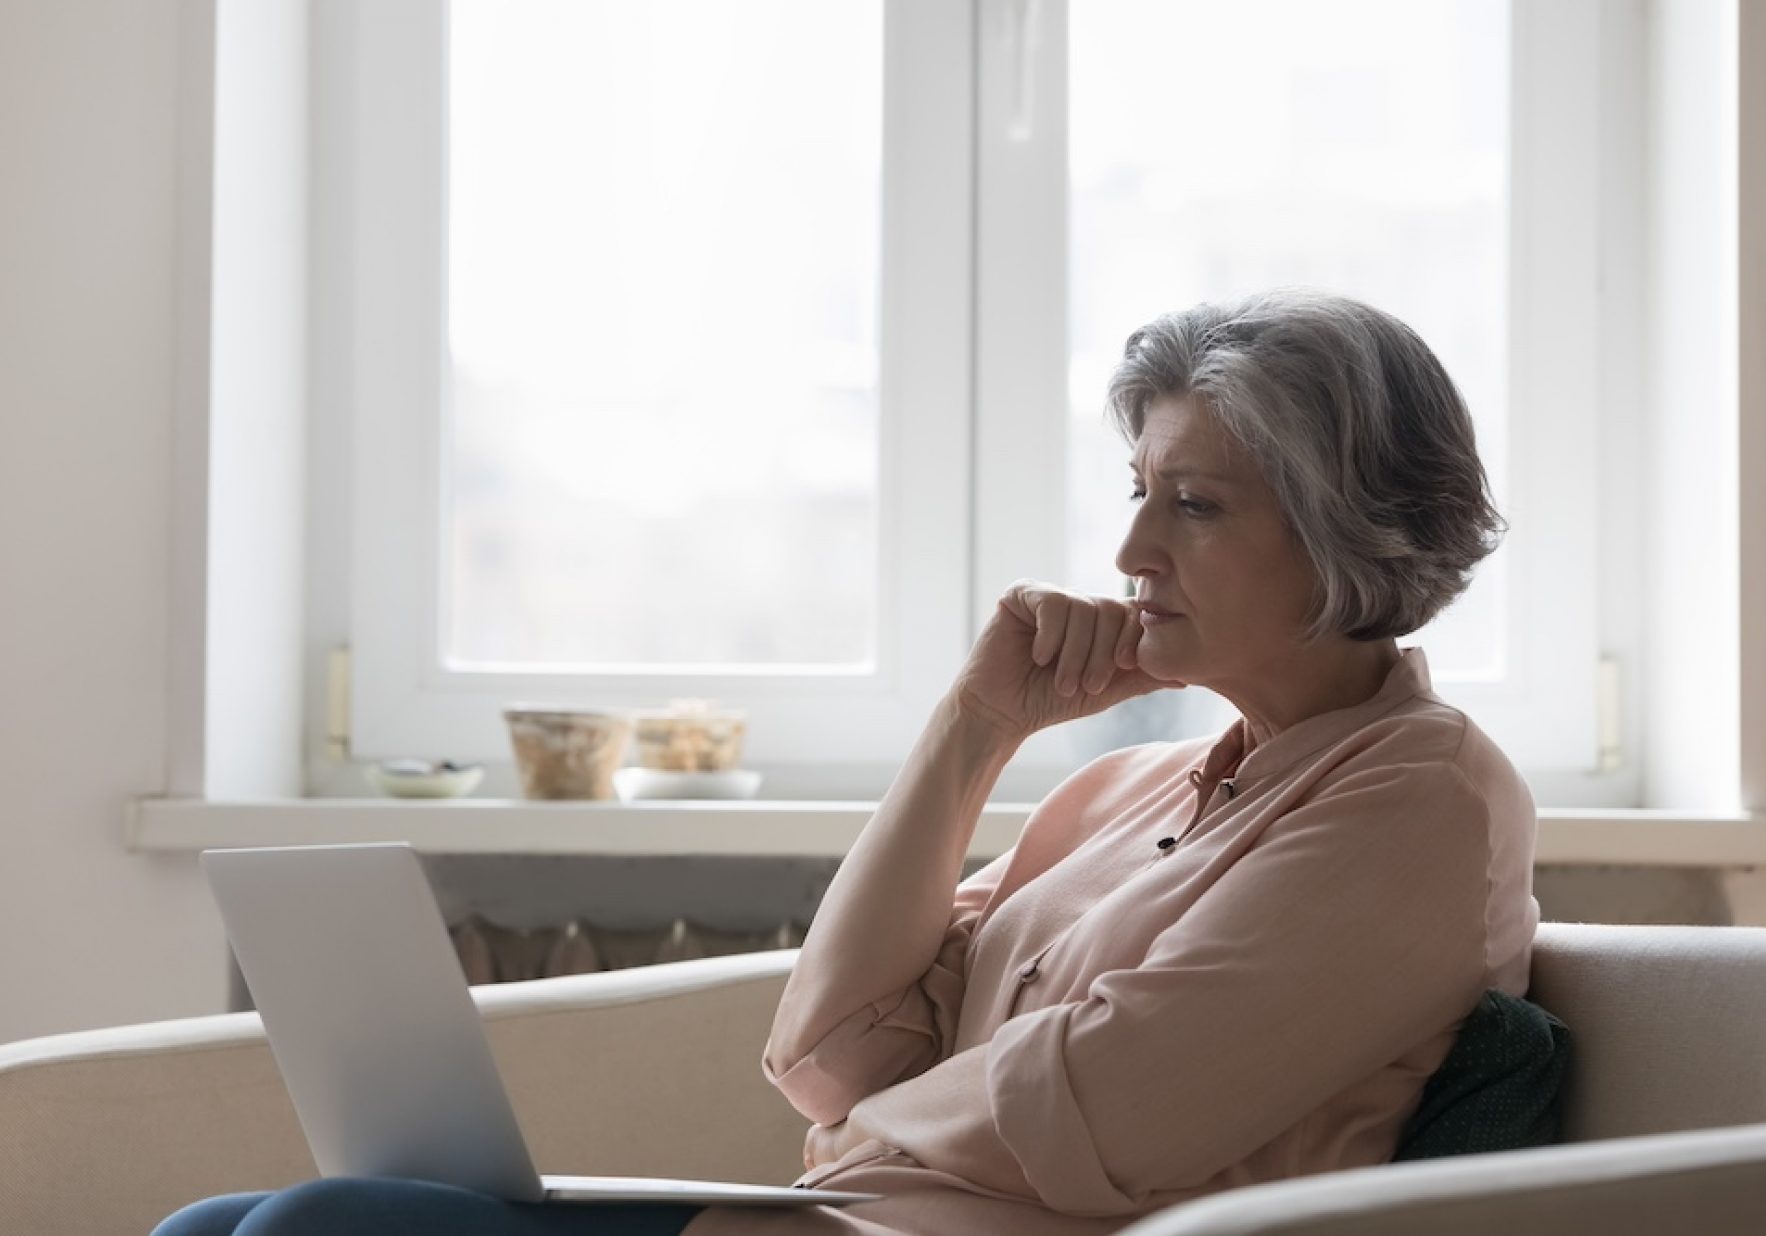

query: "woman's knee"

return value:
[231, 1178, 392, 1234]
[231, 1176, 497, 1236]
[150, 1191, 273, 1236]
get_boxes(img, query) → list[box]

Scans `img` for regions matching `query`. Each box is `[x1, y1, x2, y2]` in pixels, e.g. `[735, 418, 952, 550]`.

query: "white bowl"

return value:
[364, 761, 485, 799]
[611, 768, 763, 802]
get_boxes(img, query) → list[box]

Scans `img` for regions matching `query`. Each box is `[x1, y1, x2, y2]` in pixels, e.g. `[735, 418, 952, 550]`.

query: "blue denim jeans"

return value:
[151, 1178, 704, 1236]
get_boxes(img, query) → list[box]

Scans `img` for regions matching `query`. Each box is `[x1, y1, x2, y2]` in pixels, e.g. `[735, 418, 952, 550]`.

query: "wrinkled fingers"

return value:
[1053, 601, 1098, 696]
[1114, 601, 1143, 668]
[1028, 588, 1067, 669]
[1082, 604, 1125, 694]
[1052, 600, 1094, 695]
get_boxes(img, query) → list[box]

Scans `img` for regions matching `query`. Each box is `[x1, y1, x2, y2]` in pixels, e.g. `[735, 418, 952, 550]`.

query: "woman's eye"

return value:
[1129, 487, 1213, 516]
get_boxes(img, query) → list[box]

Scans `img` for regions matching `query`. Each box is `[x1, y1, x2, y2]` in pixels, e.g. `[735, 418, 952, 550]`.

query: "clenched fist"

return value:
[950, 580, 1181, 743]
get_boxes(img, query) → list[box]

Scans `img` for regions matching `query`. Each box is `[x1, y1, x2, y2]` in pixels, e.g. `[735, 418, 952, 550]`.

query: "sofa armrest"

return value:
[0, 950, 805, 1236]
[1119, 1122, 1766, 1236]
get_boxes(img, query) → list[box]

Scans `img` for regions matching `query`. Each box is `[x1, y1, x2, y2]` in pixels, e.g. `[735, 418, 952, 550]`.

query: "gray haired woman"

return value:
[156, 289, 1538, 1236]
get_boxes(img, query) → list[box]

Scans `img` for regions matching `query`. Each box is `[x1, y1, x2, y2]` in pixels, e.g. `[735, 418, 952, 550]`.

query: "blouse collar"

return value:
[1197, 646, 1436, 786]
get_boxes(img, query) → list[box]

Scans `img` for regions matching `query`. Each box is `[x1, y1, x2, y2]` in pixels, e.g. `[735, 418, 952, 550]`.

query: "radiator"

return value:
[448, 914, 808, 985]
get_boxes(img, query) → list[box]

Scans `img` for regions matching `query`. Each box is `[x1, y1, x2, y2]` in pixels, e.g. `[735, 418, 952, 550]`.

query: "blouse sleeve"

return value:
[760, 847, 1013, 1127]
[833, 759, 1497, 1216]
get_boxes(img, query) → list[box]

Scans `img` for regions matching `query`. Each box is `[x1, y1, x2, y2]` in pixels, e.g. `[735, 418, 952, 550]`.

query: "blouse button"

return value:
[1156, 836, 1177, 852]
[1018, 961, 1040, 983]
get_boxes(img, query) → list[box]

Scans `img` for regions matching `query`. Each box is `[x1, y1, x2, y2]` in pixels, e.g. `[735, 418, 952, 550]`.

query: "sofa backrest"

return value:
[1528, 922, 1766, 1143]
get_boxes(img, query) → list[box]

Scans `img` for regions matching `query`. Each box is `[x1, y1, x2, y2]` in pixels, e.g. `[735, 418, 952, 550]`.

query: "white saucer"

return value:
[364, 761, 485, 799]
[612, 768, 763, 802]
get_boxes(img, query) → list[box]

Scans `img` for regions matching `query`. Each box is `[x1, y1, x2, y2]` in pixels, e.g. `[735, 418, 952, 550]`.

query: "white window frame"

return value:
[324, 0, 1630, 798]
[971, 0, 1611, 788]
[333, 0, 977, 783]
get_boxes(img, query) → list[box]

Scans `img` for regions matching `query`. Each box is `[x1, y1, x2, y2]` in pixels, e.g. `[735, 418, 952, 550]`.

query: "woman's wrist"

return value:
[939, 688, 1030, 761]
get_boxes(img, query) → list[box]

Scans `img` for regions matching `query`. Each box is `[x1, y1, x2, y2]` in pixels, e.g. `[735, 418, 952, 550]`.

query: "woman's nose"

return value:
[1115, 508, 1162, 580]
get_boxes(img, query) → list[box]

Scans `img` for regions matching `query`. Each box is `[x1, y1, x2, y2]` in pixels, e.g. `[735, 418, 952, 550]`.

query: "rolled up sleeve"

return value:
[837, 760, 1495, 1216]
[762, 848, 1012, 1127]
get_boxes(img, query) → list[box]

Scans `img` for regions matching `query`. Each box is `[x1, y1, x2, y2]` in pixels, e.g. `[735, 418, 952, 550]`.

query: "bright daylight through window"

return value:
[343, 0, 1608, 788]
[448, 0, 1508, 684]
[1064, 0, 1509, 684]
[445, 0, 883, 671]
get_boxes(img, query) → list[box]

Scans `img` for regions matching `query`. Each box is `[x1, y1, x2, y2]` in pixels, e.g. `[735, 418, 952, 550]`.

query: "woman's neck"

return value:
[1215, 638, 1404, 751]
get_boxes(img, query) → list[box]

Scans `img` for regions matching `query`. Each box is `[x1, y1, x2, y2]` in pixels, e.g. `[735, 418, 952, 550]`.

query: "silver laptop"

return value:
[200, 842, 879, 1208]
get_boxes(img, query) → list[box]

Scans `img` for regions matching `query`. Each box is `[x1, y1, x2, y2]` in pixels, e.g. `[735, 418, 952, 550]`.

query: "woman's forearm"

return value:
[766, 692, 1020, 1069]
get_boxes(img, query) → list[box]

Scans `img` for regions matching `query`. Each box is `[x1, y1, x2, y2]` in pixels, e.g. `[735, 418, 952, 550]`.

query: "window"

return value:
[334, 0, 973, 788]
[968, 0, 1608, 788]
[323, 0, 1624, 801]
[1065, 0, 1510, 683]
[446, 0, 883, 670]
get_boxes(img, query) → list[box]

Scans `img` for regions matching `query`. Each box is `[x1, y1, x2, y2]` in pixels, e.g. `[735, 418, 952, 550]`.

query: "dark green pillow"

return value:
[1392, 989, 1572, 1161]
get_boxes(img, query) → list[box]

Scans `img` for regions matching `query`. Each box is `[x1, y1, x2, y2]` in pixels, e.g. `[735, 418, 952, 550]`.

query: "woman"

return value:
[156, 287, 1537, 1236]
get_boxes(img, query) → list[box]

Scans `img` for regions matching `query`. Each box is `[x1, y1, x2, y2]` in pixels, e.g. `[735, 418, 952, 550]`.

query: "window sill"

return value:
[126, 798, 1766, 867]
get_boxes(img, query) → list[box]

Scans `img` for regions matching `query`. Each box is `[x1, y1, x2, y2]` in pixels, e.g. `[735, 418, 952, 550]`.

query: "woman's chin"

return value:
[1135, 647, 1196, 685]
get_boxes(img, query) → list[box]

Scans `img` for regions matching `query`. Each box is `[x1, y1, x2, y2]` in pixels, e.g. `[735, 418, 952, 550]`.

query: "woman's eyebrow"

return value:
[1129, 461, 1236, 486]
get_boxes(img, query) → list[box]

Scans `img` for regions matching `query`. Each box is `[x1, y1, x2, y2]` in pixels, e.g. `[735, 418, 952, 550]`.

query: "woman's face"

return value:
[1115, 394, 1321, 688]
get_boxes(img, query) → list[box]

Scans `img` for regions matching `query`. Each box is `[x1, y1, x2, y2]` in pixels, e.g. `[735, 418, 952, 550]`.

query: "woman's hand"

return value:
[950, 580, 1180, 744]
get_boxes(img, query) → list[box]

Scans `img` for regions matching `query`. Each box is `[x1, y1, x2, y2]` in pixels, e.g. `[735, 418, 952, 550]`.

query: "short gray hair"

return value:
[1105, 287, 1505, 641]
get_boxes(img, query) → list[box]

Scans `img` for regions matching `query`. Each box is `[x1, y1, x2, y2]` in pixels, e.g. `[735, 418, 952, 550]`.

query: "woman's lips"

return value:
[1136, 602, 1182, 626]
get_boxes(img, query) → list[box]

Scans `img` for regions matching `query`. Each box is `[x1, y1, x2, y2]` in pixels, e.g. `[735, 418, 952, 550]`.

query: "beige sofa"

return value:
[2, 922, 1764, 1235]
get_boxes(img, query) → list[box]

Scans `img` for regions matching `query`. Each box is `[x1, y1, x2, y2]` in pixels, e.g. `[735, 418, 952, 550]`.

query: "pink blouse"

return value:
[682, 647, 1540, 1235]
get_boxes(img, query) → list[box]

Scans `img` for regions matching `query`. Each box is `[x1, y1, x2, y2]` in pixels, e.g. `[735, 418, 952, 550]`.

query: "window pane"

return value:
[1067, 0, 1508, 680]
[445, 0, 882, 669]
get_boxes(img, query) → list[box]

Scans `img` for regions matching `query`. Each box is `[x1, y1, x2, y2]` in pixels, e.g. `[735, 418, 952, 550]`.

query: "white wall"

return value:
[1738, 0, 1766, 813]
[0, 0, 229, 1041]
[1640, 0, 1741, 810]
[1594, 0, 1648, 809]
[201, 0, 309, 799]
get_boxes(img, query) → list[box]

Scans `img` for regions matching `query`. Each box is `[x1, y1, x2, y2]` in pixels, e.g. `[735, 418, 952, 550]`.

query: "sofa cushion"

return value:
[1392, 989, 1571, 1161]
